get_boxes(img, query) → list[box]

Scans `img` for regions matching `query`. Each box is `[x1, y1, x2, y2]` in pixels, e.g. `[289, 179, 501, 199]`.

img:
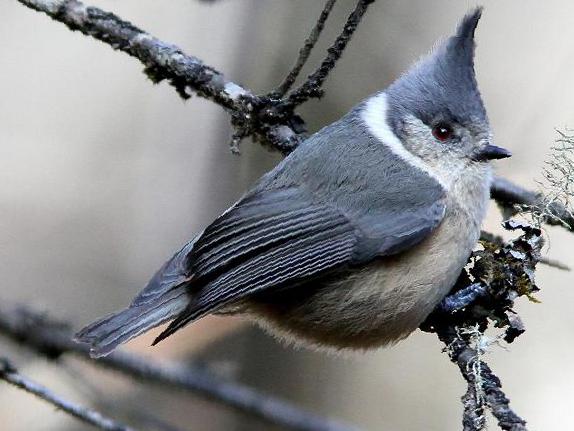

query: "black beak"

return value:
[473, 144, 512, 162]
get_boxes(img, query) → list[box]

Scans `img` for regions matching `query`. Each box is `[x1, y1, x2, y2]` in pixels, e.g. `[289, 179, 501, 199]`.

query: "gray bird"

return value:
[76, 8, 510, 358]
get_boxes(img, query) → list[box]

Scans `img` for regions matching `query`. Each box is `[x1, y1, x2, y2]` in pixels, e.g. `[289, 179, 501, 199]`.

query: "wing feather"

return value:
[152, 189, 357, 344]
[152, 183, 446, 345]
[191, 208, 343, 279]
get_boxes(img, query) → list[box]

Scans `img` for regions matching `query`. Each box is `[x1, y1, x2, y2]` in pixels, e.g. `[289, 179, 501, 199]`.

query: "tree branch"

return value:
[0, 357, 134, 431]
[62, 363, 188, 431]
[286, 0, 377, 106]
[272, 0, 339, 97]
[0, 306, 358, 431]
[491, 176, 574, 231]
[435, 329, 527, 431]
[18, 0, 243, 109]
[16, 0, 303, 153]
[423, 220, 539, 430]
[462, 380, 486, 431]
[15, 0, 574, 228]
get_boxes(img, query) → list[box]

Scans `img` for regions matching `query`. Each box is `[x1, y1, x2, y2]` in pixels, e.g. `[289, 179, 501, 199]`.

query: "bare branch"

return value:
[490, 176, 540, 209]
[272, 0, 338, 97]
[16, 0, 303, 153]
[287, 0, 377, 106]
[0, 306, 358, 431]
[18, 0, 243, 109]
[62, 363, 188, 431]
[0, 357, 134, 431]
[436, 283, 489, 314]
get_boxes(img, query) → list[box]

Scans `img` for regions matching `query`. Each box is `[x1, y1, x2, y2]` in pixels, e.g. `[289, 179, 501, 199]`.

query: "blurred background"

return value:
[1, 0, 573, 429]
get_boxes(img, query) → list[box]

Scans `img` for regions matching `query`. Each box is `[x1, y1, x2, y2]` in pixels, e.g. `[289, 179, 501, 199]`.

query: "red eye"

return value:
[432, 123, 453, 141]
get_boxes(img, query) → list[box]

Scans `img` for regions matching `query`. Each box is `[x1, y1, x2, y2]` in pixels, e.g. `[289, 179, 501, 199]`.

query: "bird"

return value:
[75, 7, 511, 358]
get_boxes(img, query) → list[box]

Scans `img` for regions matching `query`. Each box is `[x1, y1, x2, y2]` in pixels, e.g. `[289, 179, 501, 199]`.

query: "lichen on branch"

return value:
[519, 130, 574, 229]
[422, 220, 541, 430]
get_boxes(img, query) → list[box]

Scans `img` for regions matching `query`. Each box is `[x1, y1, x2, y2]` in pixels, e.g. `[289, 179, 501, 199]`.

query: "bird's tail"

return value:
[74, 285, 189, 358]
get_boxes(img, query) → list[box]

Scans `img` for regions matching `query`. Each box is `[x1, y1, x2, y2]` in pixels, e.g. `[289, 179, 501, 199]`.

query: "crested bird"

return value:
[76, 8, 510, 358]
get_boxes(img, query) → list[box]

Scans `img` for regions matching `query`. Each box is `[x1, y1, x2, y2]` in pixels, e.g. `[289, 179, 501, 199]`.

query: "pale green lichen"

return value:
[519, 130, 574, 229]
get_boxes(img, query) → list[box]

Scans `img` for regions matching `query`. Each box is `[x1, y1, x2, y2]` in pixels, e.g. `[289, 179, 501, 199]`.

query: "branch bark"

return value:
[16, 0, 567, 227]
[16, 0, 303, 153]
[491, 176, 574, 231]
[435, 328, 527, 431]
[285, 0, 376, 105]
[0, 306, 357, 431]
[272, 0, 339, 97]
[0, 358, 134, 431]
[423, 220, 539, 431]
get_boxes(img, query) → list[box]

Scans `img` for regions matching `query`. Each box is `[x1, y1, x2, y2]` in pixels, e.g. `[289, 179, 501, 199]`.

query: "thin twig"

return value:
[0, 306, 358, 431]
[0, 357, 134, 431]
[272, 0, 338, 97]
[538, 256, 570, 270]
[62, 363, 187, 431]
[287, 0, 377, 105]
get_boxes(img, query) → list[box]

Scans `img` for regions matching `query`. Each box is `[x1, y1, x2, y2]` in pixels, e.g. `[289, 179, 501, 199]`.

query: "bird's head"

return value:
[362, 7, 510, 183]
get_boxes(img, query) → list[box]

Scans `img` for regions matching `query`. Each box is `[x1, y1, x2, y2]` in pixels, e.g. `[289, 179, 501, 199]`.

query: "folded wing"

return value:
[76, 179, 446, 357]
[153, 187, 358, 344]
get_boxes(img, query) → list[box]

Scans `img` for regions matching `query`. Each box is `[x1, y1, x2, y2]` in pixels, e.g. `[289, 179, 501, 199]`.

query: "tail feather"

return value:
[151, 305, 206, 346]
[74, 286, 189, 358]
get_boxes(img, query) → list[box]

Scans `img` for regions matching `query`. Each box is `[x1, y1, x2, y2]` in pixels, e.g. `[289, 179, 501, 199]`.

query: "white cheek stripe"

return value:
[360, 92, 448, 190]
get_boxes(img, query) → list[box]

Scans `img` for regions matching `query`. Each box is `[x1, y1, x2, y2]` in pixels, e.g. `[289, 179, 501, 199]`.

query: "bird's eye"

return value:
[432, 123, 453, 142]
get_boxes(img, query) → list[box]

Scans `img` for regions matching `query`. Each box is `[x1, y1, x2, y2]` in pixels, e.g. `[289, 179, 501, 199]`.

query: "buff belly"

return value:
[244, 207, 480, 351]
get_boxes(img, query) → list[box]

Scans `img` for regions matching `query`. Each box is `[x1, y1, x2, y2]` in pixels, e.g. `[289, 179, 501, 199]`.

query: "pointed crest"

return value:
[385, 8, 487, 128]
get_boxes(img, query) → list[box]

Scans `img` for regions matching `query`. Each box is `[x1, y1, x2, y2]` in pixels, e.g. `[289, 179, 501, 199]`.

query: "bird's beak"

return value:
[473, 144, 512, 162]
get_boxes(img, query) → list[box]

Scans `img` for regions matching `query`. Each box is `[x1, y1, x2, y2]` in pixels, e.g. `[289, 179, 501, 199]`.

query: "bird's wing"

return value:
[130, 236, 199, 307]
[152, 185, 446, 344]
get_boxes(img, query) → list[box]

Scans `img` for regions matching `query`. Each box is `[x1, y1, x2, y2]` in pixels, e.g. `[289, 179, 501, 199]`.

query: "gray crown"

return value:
[385, 8, 487, 130]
